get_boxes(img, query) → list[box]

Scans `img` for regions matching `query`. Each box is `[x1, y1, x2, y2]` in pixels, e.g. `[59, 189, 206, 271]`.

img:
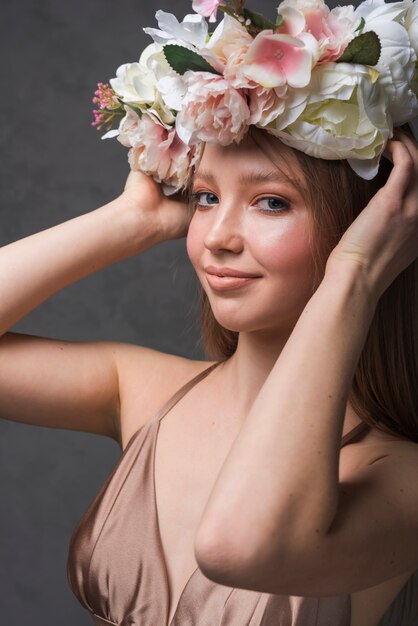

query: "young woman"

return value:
[1, 123, 417, 626]
[2, 0, 418, 622]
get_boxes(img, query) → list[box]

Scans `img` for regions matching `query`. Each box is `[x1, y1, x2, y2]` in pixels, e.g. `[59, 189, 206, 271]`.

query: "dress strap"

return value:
[341, 421, 371, 447]
[151, 360, 223, 425]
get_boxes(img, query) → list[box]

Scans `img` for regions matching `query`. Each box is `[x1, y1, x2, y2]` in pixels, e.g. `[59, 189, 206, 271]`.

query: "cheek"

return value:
[252, 217, 315, 279]
[186, 214, 204, 270]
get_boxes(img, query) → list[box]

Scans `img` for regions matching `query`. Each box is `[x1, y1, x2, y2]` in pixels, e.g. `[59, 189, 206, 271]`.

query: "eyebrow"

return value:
[193, 167, 300, 188]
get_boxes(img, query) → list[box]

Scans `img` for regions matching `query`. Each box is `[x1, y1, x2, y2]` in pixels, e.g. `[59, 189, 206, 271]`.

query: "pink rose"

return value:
[192, 0, 221, 23]
[175, 72, 251, 145]
[127, 111, 194, 193]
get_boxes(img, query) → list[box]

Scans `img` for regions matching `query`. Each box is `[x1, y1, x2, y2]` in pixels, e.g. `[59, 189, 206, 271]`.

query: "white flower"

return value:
[110, 61, 155, 105]
[406, 0, 418, 55]
[265, 62, 392, 179]
[143, 10, 208, 50]
[110, 43, 170, 104]
[354, 0, 410, 23]
[109, 43, 175, 126]
[157, 73, 188, 111]
[354, 0, 418, 124]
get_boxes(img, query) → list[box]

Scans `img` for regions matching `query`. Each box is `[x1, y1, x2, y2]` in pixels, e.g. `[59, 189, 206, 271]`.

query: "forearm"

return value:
[0, 195, 161, 336]
[197, 267, 377, 565]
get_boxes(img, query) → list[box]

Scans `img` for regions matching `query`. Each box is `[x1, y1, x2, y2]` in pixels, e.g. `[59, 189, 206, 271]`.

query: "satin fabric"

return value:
[67, 361, 417, 626]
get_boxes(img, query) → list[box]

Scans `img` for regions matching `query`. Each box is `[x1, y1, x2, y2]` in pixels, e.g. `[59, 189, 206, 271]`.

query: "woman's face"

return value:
[186, 137, 317, 335]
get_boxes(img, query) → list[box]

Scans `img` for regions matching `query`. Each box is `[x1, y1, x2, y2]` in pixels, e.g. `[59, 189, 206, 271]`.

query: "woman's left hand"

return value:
[326, 128, 418, 302]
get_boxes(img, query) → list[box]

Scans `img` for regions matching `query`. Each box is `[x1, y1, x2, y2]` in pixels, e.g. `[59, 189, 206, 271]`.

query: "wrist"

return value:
[109, 193, 166, 257]
[322, 262, 378, 321]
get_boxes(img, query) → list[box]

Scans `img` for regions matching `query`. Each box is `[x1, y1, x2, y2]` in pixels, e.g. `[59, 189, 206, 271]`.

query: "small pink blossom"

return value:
[192, 0, 221, 23]
[91, 82, 124, 131]
[127, 111, 194, 193]
[175, 73, 251, 145]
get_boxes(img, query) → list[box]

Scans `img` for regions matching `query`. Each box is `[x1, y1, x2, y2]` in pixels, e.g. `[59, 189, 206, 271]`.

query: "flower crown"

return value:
[92, 0, 418, 195]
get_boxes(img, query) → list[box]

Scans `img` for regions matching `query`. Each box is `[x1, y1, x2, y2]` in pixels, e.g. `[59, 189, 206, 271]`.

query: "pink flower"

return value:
[192, 0, 221, 23]
[205, 14, 253, 87]
[277, 0, 357, 63]
[247, 84, 287, 126]
[241, 30, 318, 89]
[127, 111, 194, 193]
[174, 72, 251, 145]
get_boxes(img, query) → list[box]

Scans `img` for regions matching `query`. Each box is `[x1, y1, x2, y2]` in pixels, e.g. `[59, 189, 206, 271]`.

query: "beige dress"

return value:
[67, 361, 418, 626]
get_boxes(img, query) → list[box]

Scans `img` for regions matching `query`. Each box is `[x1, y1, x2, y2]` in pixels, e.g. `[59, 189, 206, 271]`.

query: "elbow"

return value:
[194, 523, 264, 588]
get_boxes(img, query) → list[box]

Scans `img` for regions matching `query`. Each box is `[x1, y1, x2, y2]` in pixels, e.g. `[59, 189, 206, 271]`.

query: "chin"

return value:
[209, 305, 288, 335]
[207, 293, 306, 335]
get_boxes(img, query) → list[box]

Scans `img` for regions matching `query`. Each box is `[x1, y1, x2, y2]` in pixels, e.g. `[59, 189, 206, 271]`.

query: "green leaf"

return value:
[218, 5, 236, 19]
[275, 13, 283, 28]
[336, 31, 381, 66]
[163, 44, 222, 75]
[242, 7, 275, 30]
[117, 98, 143, 118]
[355, 17, 366, 33]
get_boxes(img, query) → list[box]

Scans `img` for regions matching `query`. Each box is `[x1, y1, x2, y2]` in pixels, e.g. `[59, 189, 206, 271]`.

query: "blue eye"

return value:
[256, 197, 289, 213]
[191, 192, 218, 207]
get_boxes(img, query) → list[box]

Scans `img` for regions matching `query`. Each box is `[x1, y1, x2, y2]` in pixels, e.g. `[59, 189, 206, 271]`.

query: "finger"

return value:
[382, 139, 415, 198]
[392, 128, 418, 164]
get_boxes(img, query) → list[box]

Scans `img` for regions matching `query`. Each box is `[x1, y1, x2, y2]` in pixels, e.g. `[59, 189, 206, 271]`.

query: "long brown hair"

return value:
[186, 125, 418, 442]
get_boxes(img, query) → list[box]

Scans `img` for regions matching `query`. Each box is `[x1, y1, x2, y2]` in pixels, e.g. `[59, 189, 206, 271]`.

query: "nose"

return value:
[203, 202, 244, 254]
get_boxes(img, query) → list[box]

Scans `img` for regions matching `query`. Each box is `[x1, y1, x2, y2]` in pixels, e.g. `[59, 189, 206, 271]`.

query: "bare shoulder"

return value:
[361, 434, 418, 489]
[112, 342, 217, 449]
[342, 426, 418, 477]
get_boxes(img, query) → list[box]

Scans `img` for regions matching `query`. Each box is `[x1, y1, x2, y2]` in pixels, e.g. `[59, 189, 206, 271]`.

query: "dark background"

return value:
[0, 0, 417, 624]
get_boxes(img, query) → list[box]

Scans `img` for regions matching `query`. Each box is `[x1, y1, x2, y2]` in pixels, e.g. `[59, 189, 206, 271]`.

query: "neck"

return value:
[218, 327, 363, 438]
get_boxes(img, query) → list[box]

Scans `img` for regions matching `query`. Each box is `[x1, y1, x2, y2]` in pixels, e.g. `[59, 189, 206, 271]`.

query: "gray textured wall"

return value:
[0, 1, 205, 623]
[1, 0, 417, 624]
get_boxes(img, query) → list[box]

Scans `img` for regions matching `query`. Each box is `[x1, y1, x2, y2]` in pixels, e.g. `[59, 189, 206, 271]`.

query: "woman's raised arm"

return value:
[0, 171, 192, 442]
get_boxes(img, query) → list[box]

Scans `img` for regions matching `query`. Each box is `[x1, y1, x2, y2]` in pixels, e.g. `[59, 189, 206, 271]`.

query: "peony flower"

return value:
[115, 108, 142, 147]
[277, 0, 359, 63]
[192, 0, 221, 23]
[172, 72, 251, 145]
[247, 84, 288, 126]
[127, 111, 195, 194]
[354, 0, 418, 125]
[239, 30, 319, 89]
[265, 62, 392, 179]
[143, 10, 208, 50]
[406, 1, 418, 56]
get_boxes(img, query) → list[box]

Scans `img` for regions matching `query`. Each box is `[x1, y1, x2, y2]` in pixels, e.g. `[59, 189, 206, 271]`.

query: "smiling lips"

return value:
[204, 266, 262, 291]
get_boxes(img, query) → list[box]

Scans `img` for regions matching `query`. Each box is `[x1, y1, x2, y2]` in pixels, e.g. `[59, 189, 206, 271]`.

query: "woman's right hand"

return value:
[121, 170, 194, 242]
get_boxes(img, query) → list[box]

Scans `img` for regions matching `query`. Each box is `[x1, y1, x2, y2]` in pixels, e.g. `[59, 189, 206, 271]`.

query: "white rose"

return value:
[109, 43, 175, 126]
[354, 0, 418, 124]
[265, 63, 392, 179]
